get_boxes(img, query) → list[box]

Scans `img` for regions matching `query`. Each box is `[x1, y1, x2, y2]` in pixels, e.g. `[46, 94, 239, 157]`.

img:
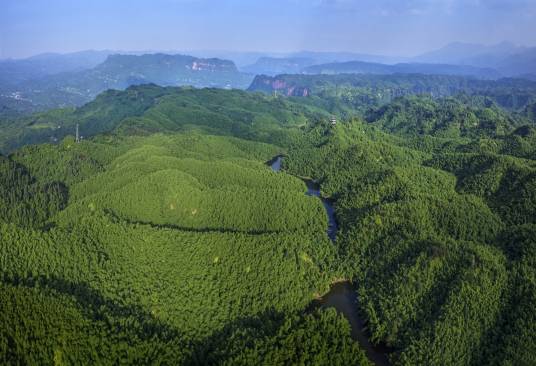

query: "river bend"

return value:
[269, 155, 391, 366]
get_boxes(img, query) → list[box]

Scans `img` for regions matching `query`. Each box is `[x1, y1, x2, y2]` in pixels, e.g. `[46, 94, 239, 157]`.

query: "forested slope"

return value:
[1, 132, 372, 364]
[283, 112, 536, 365]
[1, 81, 535, 365]
[0, 85, 328, 153]
[249, 74, 536, 115]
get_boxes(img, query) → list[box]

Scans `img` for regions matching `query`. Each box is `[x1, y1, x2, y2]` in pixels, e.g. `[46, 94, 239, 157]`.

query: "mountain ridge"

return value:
[414, 41, 536, 77]
[302, 60, 500, 79]
[0, 53, 254, 112]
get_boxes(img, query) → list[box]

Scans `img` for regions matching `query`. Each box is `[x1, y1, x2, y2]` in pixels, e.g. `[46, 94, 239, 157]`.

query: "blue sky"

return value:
[1, 0, 535, 58]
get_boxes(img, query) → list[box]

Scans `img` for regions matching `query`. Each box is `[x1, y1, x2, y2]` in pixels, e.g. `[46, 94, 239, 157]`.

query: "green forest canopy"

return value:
[1, 80, 536, 365]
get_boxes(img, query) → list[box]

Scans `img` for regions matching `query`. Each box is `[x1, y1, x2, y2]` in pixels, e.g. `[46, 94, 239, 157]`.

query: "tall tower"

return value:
[75, 124, 80, 143]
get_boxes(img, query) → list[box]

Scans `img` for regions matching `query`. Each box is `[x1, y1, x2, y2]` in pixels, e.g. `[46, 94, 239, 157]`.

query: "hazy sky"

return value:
[1, 0, 535, 58]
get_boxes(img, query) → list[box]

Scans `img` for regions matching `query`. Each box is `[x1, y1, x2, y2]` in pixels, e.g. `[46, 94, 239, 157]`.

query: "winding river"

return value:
[269, 155, 391, 366]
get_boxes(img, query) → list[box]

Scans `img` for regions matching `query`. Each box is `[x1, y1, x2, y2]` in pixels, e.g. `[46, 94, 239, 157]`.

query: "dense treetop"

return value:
[1, 78, 535, 365]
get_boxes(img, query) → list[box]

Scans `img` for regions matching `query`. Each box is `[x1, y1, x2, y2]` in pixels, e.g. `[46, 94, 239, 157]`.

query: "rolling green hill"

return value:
[282, 118, 536, 365]
[0, 84, 329, 153]
[1, 78, 536, 365]
[248, 73, 536, 114]
[2, 131, 371, 364]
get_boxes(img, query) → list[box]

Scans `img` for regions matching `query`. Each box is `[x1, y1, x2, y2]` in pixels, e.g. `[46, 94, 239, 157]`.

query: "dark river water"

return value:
[269, 155, 391, 366]
[269, 156, 337, 241]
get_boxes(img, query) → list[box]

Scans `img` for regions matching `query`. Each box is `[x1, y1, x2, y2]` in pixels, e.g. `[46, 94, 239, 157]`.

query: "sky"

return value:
[1, 0, 535, 59]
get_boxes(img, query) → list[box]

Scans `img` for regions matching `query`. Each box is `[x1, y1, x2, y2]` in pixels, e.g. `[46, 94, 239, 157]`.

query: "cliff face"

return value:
[190, 58, 238, 72]
[100, 54, 239, 73]
[248, 75, 309, 97]
[4, 54, 253, 112]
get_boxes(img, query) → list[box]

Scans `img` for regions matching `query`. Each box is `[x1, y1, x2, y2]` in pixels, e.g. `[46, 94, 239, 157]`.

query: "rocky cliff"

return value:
[247, 75, 310, 97]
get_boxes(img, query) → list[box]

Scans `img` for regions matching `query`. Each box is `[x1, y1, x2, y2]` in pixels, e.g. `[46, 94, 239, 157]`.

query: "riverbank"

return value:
[312, 281, 392, 366]
[268, 155, 392, 366]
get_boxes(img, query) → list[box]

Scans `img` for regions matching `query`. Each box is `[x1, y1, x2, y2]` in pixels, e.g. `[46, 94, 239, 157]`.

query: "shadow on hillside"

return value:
[104, 208, 293, 236]
[3, 274, 183, 344]
[4, 273, 337, 365]
[3, 273, 292, 364]
[185, 308, 287, 365]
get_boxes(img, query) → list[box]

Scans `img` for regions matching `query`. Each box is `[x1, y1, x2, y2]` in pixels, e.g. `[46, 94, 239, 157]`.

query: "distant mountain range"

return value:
[186, 50, 405, 70]
[414, 42, 536, 77]
[239, 42, 536, 78]
[0, 50, 113, 86]
[241, 57, 317, 75]
[239, 51, 405, 75]
[1, 42, 535, 116]
[415, 41, 521, 65]
[302, 61, 500, 79]
[0, 53, 253, 112]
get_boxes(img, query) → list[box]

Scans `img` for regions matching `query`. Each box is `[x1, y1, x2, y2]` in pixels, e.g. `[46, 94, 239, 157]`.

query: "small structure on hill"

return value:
[330, 116, 337, 126]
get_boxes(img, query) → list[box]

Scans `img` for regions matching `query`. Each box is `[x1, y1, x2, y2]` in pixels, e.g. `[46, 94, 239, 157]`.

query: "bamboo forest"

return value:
[3, 3, 536, 362]
[1, 75, 535, 365]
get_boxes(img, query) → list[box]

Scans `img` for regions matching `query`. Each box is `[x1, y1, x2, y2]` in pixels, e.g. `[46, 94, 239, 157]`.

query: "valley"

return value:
[271, 156, 389, 366]
[1, 76, 535, 365]
[3, 0, 536, 364]
[3, 35, 536, 366]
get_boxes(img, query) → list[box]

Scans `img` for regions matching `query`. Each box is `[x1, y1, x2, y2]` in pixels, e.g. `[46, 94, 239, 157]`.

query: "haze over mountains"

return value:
[415, 42, 536, 77]
[239, 51, 405, 75]
[3, 11, 536, 366]
[1, 41, 535, 116]
[241, 42, 536, 77]
[0, 50, 113, 86]
[302, 61, 500, 79]
[0, 53, 252, 114]
[4, 0, 536, 363]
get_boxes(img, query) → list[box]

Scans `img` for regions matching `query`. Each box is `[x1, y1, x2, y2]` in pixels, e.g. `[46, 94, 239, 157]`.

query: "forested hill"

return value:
[94, 53, 240, 81]
[1, 76, 536, 365]
[1, 131, 371, 365]
[0, 84, 328, 153]
[248, 74, 536, 111]
[281, 117, 536, 365]
[4, 78, 536, 154]
[365, 96, 526, 139]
